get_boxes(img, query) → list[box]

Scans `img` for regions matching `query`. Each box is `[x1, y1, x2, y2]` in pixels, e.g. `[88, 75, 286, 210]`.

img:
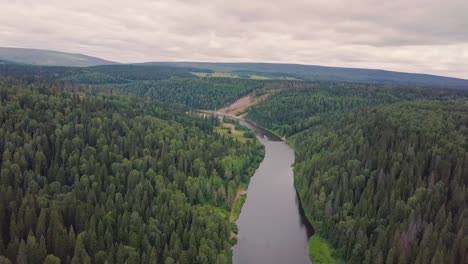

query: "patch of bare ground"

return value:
[219, 94, 270, 116]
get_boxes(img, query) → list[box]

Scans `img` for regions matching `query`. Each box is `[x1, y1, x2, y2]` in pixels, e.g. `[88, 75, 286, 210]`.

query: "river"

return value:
[231, 119, 313, 264]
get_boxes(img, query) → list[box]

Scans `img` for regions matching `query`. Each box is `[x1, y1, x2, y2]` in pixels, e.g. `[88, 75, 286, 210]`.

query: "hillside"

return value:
[292, 101, 468, 264]
[2, 46, 467, 89]
[246, 82, 468, 136]
[246, 84, 468, 263]
[0, 77, 264, 263]
[0, 47, 117, 67]
[142, 62, 468, 89]
[0, 63, 205, 84]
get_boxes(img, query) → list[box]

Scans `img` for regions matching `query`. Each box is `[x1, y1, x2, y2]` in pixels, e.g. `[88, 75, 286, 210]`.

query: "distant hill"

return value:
[142, 62, 468, 89]
[0, 62, 209, 84]
[1, 47, 467, 88]
[0, 47, 117, 67]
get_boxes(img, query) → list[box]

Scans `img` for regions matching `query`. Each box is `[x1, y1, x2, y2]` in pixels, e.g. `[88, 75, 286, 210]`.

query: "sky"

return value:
[1, 0, 467, 78]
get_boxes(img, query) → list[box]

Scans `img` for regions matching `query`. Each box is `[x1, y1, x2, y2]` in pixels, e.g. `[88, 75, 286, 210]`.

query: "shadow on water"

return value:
[239, 117, 314, 239]
[225, 115, 314, 263]
[236, 119, 283, 142]
[196, 110, 315, 262]
[295, 191, 314, 238]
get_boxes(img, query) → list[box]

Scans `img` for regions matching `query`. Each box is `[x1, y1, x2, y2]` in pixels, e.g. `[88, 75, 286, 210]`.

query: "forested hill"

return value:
[292, 101, 468, 264]
[2, 46, 467, 89]
[0, 78, 264, 263]
[119, 78, 267, 110]
[0, 63, 207, 84]
[0, 63, 271, 110]
[0, 47, 117, 67]
[141, 62, 468, 89]
[246, 82, 468, 263]
[246, 82, 468, 137]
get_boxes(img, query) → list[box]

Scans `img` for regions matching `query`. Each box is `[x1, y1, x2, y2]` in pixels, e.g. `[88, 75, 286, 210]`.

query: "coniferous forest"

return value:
[0, 78, 263, 263]
[292, 101, 468, 263]
[2, 0, 468, 262]
[246, 82, 468, 137]
[0, 60, 467, 264]
[247, 84, 468, 263]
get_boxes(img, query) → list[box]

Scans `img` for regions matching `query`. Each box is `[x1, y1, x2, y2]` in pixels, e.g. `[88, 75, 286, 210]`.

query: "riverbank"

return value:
[309, 235, 337, 264]
[248, 125, 340, 264]
[205, 98, 312, 263]
[211, 116, 265, 244]
[287, 136, 342, 264]
[230, 190, 247, 223]
[232, 133, 312, 263]
[295, 186, 343, 264]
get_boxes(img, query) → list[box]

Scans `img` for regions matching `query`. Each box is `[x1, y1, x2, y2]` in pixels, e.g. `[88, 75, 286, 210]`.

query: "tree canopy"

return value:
[290, 101, 468, 263]
[0, 78, 264, 263]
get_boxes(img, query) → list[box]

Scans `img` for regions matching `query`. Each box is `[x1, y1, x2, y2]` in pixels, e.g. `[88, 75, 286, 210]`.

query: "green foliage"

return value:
[309, 235, 337, 264]
[0, 63, 205, 84]
[231, 194, 246, 222]
[247, 82, 468, 136]
[44, 255, 61, 264]
[0, 62, 271, 108]
[136, 62, 468, 88]
[0, 78, 264, 263]
[292, 100, 468, 264]
[120, 78, 266, 109]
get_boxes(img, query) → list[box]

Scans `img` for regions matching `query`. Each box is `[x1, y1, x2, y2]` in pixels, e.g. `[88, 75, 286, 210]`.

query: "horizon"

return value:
[3, 46, 468, 81]
[1, 0, 467, 79]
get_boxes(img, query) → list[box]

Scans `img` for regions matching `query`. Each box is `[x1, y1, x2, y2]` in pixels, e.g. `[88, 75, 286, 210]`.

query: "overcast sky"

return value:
[1, 0, 467, 78]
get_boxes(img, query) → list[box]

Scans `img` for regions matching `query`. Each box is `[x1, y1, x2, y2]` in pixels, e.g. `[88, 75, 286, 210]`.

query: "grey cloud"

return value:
[0, 0, 467, 78]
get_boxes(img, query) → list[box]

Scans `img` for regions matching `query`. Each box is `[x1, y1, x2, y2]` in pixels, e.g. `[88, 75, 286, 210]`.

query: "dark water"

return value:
[232, 119, 313, 264]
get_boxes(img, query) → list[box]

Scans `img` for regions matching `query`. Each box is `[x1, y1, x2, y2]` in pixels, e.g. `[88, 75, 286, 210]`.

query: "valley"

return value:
[0, 55, 467, 264]
[1, 0, 467, 263]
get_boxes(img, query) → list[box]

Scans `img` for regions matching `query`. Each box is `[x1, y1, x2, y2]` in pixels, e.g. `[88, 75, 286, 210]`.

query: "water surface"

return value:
[232, 119, 312, 264]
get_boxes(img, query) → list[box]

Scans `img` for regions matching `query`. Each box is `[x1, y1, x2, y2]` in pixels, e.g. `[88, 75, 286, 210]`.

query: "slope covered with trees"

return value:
[247, 82, 468, 136]
[291, 101, 468, 263]
[0, 63, 206, 84]
[245, 82, 468, 263]
[119, 78, 266, 110]
[143, 62, 468, 89]
[0, 64, 269, 110]
[0, 78, 264, 263]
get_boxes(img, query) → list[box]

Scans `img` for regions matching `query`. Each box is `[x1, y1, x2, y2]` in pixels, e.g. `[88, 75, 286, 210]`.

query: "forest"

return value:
[0, 77, 264, 263]
[119, 78, 267, 110]
[247, 81, 468, 137]
[0, 62, 467, 264]
[0, 63, 208, 84]
[247, 84, 468, 263]
[0, 63, 270, 110]
[291, 101, 468, 263]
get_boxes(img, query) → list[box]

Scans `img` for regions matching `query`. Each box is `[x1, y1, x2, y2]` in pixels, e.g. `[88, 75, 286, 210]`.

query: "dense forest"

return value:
[1, 62, 467, 264]
[247, 82, 468, 137]
[290, 101, 468, 263]
[0, 78, 264, 263]
[119, 78, 266, 110]
[245, 83, 468, 263]
[142, 62, 468, 89]
[0, 63, 270, 110]
[0, 64, 208, 84]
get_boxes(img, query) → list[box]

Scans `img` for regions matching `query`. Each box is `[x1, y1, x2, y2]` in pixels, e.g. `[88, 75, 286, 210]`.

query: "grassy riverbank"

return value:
[294, 163, 344, 264]
[309, 235, 339, 264]
[230, 191, 247, 222]
[288, 135, 342, 264]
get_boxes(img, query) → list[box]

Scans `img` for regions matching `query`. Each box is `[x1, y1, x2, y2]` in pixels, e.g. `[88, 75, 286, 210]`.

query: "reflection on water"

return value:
[236, 119, 282, 142]
[232, 119, 313, 264]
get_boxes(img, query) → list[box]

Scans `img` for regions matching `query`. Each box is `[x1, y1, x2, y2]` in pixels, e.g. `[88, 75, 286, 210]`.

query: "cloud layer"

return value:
[1, 0, 467, 78]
